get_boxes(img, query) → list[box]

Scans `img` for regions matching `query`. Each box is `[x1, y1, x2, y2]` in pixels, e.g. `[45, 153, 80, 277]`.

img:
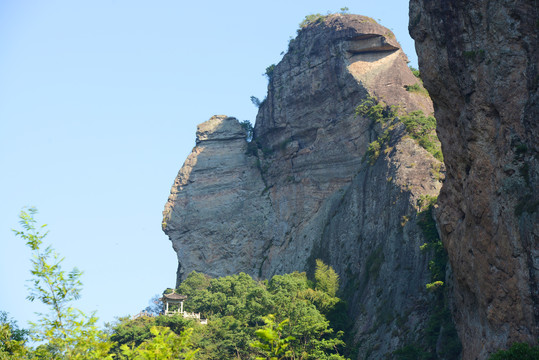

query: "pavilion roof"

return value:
[161, 293, 187, 301]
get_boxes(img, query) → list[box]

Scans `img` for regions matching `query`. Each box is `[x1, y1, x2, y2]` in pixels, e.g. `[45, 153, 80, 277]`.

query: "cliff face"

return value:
[164, 14, 451, 358]
[162, 115, 274, 280]
[409, 1, 539, 359]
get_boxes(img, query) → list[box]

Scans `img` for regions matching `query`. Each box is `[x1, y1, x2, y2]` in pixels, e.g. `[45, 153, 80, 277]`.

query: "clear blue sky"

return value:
[0, 1, 416, 328]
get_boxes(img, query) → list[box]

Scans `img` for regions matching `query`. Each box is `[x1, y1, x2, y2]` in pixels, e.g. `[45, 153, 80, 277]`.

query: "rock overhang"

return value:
[195, 115, 245, 144]
[295, 14, 401, 50]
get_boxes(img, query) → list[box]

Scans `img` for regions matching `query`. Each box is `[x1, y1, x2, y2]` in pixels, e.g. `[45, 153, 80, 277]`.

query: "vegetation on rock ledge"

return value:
[355, 95, 443, 164]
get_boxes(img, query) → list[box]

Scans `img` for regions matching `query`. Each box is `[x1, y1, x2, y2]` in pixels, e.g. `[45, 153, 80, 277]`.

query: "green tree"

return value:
[0, 312, 28, 359]
[250, 315, 295, 360]
[108, 314, 194, 357]
[120, 326, 198, 360]
[314, 259, 340, 298]
[267, 272, 348, 359]
[110, 270, 350, 360]
[13, 207, 113, 359]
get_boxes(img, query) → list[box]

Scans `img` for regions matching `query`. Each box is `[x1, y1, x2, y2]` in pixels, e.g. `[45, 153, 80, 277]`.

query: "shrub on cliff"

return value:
[489, 343, 539, 360]
[400, 111, 443, 161]
[404, 83, 429, 96]
[264, 64, 276, 82]
[240, 120, 254, 142]
[298, 14, 327, 29]
[408, 65, 421, 78]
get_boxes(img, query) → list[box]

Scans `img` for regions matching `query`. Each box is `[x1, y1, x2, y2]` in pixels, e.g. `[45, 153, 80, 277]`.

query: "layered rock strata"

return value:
[409, 1, 539, 359]
[162, 115, 275, 281]
[164, 14, 451, 358]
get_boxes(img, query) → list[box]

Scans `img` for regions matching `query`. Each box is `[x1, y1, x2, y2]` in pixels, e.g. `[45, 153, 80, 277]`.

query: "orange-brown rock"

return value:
[410, 1, 539, 358]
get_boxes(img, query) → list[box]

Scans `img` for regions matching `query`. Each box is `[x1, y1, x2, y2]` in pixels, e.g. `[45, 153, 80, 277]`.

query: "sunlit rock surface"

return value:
[164, 14, 451, 358]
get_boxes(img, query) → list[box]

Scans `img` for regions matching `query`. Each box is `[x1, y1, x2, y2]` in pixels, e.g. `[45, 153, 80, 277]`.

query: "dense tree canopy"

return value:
[109, 266, 349, 360]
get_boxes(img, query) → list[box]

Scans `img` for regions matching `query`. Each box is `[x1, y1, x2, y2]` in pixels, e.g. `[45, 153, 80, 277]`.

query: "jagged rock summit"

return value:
[164, 14, 454, 358]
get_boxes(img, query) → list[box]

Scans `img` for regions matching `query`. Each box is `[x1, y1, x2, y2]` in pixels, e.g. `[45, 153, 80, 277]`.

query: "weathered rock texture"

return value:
[162, 115, 275, 280]
[410, 1, 539, 359]
[164, 14, 452, 358]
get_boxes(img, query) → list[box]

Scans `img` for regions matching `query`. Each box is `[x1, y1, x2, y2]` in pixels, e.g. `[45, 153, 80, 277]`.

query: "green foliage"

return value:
[144, 294, 164, 316]
[404, 83, 429, 96]
[489, 342, 539, 360]
[0, 313, 28, 359]
[393, 344, 429, 360]
[13, 208, 113, 359]
[0, 312, 28, 344]
[425, 281, 444, 292]
[265, 64, 276, 82]
[240, 120, 254, 142]
[10, 211, 349, 359]
[401, 111, 436, 138]
[366, 140, 381, 165]
[9, 213, 350, 359]
[108, 314, 195, 357]
[400, 198, 462, 359]
[176, 271, 349, 359]
[299, 14, 327, 29]
[250, 315, 295, 360]
[408, 66, 421, 78]
[314, 259, 340, 298]
[400, 111, 443, 161]
[355, 95, 388, 123]
[192, 315, 254, 360]
[430, 162, 444, 182]
[251, 96, 262, 108]
[355, 95, 401, 165]
[356, 96, 443, 165]
[417, 194, 438, 212]
[120, 326, 198, 360]
[339, 7, 350, 14]
[247, 140, 259, 157]
[425, 306, 461, 359]
[108, 270, 336, 359]
[416, 196, 446, 287]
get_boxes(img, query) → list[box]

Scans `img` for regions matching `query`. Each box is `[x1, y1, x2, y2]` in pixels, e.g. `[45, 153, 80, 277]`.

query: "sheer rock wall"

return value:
[409, 1, 539, 358]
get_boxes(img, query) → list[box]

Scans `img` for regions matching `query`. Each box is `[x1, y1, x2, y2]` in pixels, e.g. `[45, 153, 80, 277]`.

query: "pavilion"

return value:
[159, 292, 188, 316]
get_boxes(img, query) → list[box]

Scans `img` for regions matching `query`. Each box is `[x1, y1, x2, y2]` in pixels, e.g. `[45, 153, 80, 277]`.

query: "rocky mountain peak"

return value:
[196, 115, 246, 144]
[163, 13, 454, 358]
